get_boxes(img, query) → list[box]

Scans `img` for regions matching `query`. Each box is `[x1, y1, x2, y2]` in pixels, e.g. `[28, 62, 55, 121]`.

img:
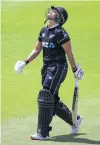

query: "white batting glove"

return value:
[73, 67, 84, 80]
[14, 60, 26, 74]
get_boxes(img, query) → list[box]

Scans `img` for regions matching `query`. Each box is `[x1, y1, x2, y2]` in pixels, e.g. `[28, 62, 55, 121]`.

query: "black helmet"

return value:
[51, 6, 68, 25]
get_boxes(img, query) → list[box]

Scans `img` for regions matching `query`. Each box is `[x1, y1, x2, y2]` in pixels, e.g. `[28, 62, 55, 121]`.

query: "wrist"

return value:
[24, 59, 29, 65]
[72, 67, 77, 73]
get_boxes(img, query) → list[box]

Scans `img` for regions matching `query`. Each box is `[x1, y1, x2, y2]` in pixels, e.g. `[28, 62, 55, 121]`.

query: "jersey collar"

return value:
[47, 24, 60, 30]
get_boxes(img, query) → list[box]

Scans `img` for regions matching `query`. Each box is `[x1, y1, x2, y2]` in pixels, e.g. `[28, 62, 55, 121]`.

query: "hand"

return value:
[14, 60, 26, 74]
[74, 68, 84, 80]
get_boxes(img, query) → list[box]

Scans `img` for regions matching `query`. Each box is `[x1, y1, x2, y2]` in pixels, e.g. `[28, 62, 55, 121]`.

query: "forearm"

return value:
[62, 42, 77, 71]
[24, 41, 42, 64]
[26, 49, 40, 62]
[62, 42, 84, 79]
[67, 52, 77, 70]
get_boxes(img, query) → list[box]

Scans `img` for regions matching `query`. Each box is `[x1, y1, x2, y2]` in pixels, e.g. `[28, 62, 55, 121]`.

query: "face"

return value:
[46, 8, 59, 20]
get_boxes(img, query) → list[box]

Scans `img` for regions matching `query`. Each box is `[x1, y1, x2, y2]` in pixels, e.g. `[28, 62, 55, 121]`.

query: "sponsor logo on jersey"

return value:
[42, 42, 48, 48]
[42, 42, 55, 48]
[49, 42, 55, 48]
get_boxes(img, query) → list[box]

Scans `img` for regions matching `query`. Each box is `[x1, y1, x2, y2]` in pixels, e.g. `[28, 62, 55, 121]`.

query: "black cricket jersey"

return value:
[38, 24, 70, 63]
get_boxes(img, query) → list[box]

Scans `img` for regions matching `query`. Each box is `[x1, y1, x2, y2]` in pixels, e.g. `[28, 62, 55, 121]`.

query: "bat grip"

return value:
[75, 78, 79, 88]
[75, 63, 80, 88]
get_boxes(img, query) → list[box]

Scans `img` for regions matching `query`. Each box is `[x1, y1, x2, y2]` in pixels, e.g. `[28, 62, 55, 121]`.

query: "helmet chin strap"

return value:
[44, 18, 48, 24]
[44, 17, 55, 24]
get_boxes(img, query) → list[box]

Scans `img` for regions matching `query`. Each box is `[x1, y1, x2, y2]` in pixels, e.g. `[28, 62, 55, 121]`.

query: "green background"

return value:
[1, 1, 100, 145]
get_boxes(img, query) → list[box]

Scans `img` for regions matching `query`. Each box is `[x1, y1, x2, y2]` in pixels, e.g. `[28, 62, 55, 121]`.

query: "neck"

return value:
[48, 20, 58, 28]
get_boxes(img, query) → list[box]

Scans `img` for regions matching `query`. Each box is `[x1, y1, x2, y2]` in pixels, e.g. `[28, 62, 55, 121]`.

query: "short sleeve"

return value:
[38, 27, 45, 42]
[57, 29, 70, 45]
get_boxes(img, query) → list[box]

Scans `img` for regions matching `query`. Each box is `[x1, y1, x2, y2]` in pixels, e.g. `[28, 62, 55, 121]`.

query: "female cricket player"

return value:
[14, 6, 84, 140]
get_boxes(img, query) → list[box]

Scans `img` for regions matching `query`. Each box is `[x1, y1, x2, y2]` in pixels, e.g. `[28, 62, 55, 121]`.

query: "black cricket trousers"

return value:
[41, 61, 68, 101]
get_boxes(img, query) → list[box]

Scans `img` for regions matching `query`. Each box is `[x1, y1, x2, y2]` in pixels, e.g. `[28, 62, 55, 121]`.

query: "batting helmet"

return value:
[51, 6, 68, 25]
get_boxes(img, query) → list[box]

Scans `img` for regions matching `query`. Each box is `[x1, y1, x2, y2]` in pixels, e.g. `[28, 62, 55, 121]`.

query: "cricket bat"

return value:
[72, 63, 80, 127]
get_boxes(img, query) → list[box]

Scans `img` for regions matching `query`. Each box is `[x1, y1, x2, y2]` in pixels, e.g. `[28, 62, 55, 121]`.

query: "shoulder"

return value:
[38, 27, 46, 42]
[39, 27, 46, 34]
[55, 26, 70, 40]
[55, 26, 69, 37]
[55, 26, 70, 44]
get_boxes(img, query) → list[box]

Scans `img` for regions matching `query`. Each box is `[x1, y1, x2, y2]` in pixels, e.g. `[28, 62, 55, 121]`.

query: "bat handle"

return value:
[75, 78, 79, 88]
[75, 63, 80, 88]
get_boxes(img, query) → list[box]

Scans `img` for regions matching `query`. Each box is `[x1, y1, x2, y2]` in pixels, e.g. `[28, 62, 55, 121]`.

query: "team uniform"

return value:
[14, 6, 84, 140]
[37, 24, 73, 137]
[39, 24, 69, 95]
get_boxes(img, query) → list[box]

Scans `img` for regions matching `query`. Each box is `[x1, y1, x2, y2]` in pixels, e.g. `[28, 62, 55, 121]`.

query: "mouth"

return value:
[47, 13, 52, 19]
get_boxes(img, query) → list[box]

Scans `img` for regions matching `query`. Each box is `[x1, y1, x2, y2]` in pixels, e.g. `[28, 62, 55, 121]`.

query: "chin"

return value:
[47, 14, 52, 19]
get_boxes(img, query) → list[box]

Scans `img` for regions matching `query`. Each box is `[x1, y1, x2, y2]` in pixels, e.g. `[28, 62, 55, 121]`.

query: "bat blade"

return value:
[72, 63, 80, 127]
[72, 86, 79, 127]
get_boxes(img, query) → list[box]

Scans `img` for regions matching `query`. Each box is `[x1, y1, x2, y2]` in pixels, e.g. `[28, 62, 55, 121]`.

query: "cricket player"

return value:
[14, 6, 84, 140]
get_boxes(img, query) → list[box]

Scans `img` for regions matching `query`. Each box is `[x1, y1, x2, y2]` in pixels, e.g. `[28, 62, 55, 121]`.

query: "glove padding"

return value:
[74, 68, 84, 80]
[14, 60, 26, 74]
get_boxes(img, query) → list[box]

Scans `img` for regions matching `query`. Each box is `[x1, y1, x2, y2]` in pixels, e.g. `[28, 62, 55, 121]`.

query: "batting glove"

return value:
[14, 60, 26, 75]
[73, 67, 84, 80]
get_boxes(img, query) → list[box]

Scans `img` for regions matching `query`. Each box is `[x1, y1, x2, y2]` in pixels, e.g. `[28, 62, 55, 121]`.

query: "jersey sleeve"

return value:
[38, 27, 45, 42]
[57, 29, 70, 45]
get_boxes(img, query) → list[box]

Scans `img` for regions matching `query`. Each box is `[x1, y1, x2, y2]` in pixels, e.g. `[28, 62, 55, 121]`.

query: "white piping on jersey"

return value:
[57, 36, 69, 44]
[53, 63, 66, 96]
[50, 63, 59, 90]
[42, 64, 51, 77]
